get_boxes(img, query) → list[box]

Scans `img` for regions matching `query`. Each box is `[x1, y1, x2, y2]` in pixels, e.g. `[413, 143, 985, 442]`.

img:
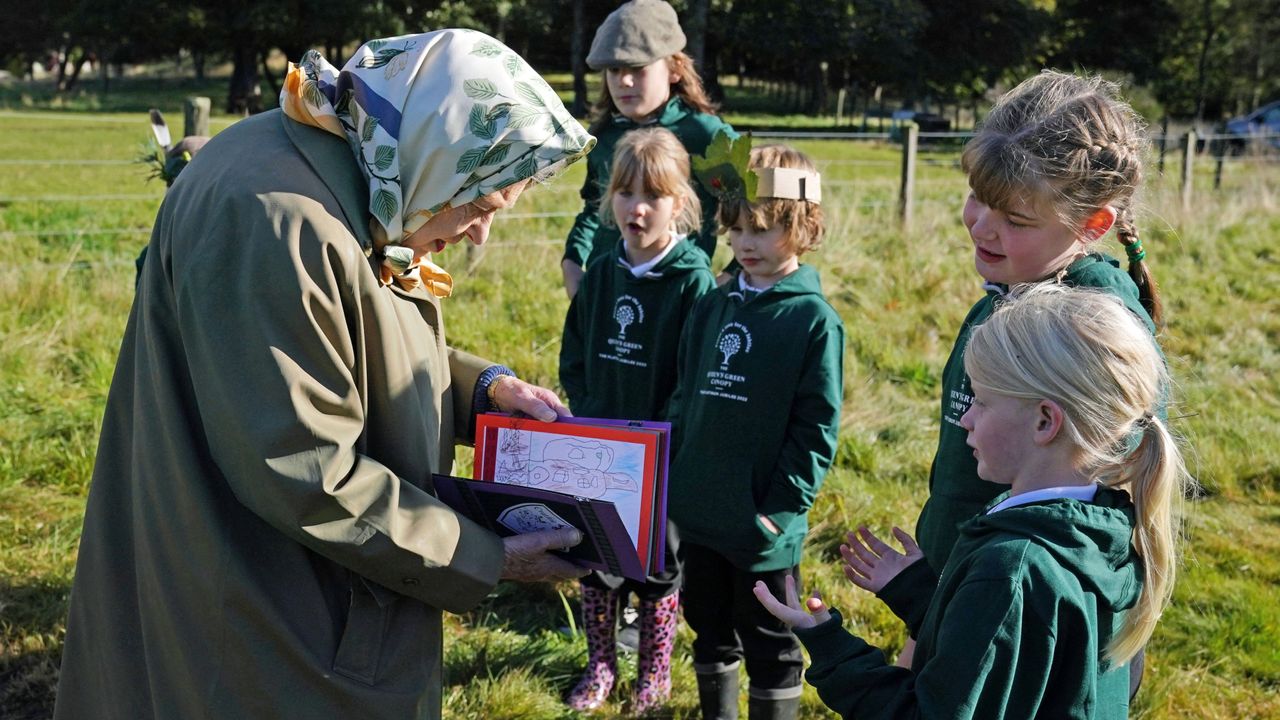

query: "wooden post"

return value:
[899, 124, 918, 229]
[1213, 137, 1225, 189]
[184, 96, 211, 138]
[1181, 130, 1196, 211]
[1157, 116, 1169, 175]
[835, 88, 847, 126]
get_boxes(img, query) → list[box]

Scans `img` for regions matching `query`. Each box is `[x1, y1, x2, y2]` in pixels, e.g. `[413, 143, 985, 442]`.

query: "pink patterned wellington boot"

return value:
[633, 591, 679, 715]
[567, 584, 618, 712]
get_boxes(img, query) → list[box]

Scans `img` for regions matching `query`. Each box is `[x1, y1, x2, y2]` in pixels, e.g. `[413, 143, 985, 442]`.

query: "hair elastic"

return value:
[1124, 238, 1146, 264]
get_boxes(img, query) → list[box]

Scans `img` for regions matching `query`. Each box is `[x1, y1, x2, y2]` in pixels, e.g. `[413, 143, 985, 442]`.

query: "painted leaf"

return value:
[366, 40, 387, 52]
[372, 188, 398, 226]
[481, 142, 511, 166]
[334, 88, 353, 115]
[358, 48, 406, 69]
[506, 105, 544, 129]
[487, 103, 514, 122]
[514, 81, 544, 107]
[464, 79, 499, 100]
[373, 145, 396, 171]
[362, 115, 379, 142]
[471, 40, 503, 57]
[469, 105, 496, 139]
[302, 80, 326, 109]
[504, 55, 521, 77]
[456, 147, 487, 174]
[514, 154, 538, 180]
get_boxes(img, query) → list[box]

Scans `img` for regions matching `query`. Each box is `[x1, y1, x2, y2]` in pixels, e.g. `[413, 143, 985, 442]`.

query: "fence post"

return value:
[1213, 138, 1225, 190]
[899, 124, 918, 229]
[184, 96, 210, 138]
[1157, 117, 1168, 175]
[835, 88, 846, 126]
[1181, 130, 1196, 211]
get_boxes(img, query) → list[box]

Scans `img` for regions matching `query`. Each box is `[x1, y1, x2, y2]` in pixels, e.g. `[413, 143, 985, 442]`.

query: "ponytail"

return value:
[1104, 414, 1185, 665]
[1115, 209, 1163, 327]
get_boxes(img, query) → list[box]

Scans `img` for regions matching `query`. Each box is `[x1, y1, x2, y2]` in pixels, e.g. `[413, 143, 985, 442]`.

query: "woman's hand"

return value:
[753, 575, 832, 629]
[490, 376, 571, 423]
[561, 260, 585, 299]
[840, 526, 923, 594]
[500, 528, 589, 582]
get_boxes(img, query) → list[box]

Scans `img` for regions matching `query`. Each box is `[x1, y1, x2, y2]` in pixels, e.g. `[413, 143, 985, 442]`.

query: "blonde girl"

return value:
[561, 0, 735, 298]
[559, 127, 715, 714]
[756, 284, 1187, 719]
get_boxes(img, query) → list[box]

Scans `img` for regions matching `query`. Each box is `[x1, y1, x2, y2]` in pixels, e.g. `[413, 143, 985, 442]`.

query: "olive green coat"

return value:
[54, 111, 506, 720]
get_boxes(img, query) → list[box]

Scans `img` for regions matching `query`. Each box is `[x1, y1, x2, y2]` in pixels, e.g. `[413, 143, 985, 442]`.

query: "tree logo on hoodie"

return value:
[715, 322, 752, 369]
[613, 295, 645, 339]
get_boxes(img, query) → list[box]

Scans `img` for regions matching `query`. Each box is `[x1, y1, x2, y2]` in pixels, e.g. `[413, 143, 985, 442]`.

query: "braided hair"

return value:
[962, 71, 1162, 325]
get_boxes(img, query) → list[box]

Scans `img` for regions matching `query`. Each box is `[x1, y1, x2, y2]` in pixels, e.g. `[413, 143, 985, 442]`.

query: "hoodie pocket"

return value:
[332, 577, 397, 685]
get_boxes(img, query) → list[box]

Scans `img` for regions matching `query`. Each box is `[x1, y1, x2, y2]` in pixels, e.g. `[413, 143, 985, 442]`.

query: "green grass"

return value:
[2, 94, 1279, 718]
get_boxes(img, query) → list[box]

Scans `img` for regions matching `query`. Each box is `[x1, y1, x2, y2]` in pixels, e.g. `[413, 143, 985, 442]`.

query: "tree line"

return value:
[3, 0, 1276, 122]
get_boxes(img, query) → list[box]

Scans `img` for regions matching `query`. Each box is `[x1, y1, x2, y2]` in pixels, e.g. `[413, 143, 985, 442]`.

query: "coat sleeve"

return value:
[447, 346, 493, 444]
[799, 578, 1056, 720]
[564, 156, 604, 267]
[559, 275, 589, 410]
[756, 314, 844, 531]
[175, 194, 504, 613]
[876, 558, 941, 638]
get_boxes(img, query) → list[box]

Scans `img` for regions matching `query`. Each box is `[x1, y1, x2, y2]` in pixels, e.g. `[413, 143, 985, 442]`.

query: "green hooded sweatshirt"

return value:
[915, 253, 1157, 570]
[560, 237, 715, 420]
[797, 486, 1142, 720]
[667, 266, 844, 571]
[562, 97, 735, 269]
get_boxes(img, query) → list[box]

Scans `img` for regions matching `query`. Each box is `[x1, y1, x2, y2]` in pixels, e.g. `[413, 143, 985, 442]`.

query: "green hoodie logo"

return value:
[715, 322, 753, 369]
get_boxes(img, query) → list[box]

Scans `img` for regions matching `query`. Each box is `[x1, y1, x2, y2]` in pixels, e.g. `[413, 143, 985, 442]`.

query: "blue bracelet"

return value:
[474, 365, 516, 416]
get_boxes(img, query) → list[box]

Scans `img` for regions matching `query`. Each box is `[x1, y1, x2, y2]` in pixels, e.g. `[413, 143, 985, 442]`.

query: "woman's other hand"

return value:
[753, 575, 831, 629]
[500, 528, 589, 582]
[490, 376, 571, 423]
[840, 526, 923, 594]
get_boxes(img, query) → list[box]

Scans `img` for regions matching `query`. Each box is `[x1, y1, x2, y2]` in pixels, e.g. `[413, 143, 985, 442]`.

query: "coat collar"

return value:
[280, 110, 375, 252]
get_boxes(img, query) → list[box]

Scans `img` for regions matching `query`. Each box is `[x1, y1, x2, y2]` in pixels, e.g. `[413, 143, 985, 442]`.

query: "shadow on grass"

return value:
[0, 581, 69, 720]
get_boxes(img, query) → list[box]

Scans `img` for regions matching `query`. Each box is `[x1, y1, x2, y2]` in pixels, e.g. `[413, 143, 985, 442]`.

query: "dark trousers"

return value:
[680, 542, 803, 693]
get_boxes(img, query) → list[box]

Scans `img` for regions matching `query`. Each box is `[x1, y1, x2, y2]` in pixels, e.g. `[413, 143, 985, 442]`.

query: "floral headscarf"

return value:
[282, 29, 595, 295]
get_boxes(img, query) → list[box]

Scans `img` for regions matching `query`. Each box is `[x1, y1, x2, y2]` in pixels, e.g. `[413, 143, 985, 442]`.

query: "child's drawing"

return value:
[493, 428, 646, 548]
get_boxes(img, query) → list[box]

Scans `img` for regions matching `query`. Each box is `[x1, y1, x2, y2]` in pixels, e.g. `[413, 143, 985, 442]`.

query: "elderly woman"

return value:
[54, 31, 595, 719]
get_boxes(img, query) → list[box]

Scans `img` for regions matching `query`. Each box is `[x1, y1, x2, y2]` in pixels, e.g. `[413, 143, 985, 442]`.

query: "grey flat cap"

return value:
[587, 0, 687, 69]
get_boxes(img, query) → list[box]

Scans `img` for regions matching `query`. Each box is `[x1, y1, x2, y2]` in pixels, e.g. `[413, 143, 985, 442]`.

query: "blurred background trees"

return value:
[0, 0, 1275, 122]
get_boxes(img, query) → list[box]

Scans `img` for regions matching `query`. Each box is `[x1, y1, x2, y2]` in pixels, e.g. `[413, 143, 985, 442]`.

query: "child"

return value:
[559, 127, 715, 714]
[914, 69, 1164, 593]
[755, 284, 1187, 719]
[562, 0, 735, 298]
[668, 142, 843, 720]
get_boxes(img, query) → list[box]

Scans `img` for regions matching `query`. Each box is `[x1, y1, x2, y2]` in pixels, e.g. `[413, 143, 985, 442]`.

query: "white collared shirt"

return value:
[987, 483, 1099, 514]
[620, 232, 684, 278]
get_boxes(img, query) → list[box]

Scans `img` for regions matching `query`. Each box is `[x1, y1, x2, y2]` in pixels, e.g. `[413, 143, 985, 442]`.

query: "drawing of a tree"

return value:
[718, 333, 741, 366]
[615, 304, 636, 337]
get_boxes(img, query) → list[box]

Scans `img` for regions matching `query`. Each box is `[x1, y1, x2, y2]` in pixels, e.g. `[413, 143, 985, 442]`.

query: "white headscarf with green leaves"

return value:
[282, 29, 595, 291]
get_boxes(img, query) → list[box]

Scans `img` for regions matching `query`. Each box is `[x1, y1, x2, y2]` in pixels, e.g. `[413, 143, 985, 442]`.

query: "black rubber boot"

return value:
[696, 669, 740, 720]
[747, 694, 800, 720]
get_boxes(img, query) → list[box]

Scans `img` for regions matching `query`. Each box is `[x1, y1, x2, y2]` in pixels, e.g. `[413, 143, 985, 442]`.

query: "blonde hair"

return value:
[963, 70, 1163, 325]
[717, 144, 825, 255]
[589, 52, 718, 133]
[964, 283, 1187, 666]
[599, 127, 701, 234]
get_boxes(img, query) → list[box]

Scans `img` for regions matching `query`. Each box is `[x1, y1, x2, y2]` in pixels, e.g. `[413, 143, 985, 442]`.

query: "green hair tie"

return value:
[1125, 239, 1146, 264]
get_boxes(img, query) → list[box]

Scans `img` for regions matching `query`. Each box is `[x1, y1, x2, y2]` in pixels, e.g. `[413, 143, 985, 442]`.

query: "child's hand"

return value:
[753, 575, 832, 629]
[840, 526, 924, 594]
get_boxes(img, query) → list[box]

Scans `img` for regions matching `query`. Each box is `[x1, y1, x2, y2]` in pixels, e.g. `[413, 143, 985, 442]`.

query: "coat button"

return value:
[403, 578, 420, 586]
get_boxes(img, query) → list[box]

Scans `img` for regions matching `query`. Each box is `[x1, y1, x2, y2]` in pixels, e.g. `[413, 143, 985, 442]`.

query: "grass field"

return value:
[1, 75, 1279, 719]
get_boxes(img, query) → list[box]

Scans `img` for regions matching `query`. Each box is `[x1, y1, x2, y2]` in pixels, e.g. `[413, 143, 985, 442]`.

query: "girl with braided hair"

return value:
[904, 70, 1167, 690]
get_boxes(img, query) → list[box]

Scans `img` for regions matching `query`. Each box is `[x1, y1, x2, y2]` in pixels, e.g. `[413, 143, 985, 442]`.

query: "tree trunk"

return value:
[686, 0, 708, 70]
[64, 50, 88, 93]
[194, 50, 206, 81]
[260, 52, 281, 99]
[570, 0, 589, 117]
[1193, 0, 1218, 123]
[227, 44, 263, 115]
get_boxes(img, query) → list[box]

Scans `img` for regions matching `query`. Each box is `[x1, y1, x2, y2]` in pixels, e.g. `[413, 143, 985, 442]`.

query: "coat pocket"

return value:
[332, 577, 396, 685]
